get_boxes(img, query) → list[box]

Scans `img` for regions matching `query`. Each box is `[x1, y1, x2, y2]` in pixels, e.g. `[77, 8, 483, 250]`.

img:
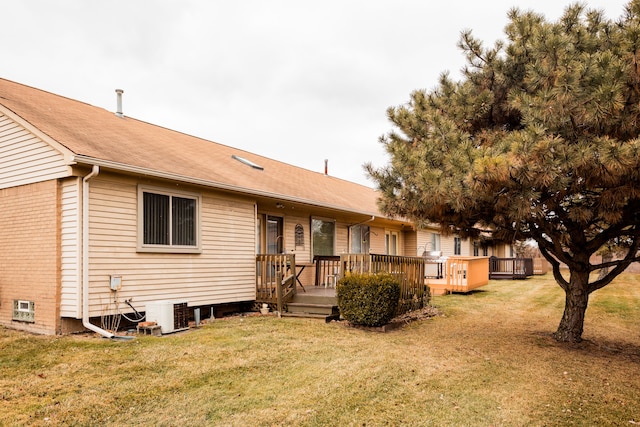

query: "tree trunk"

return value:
[554, 271, 590, 343]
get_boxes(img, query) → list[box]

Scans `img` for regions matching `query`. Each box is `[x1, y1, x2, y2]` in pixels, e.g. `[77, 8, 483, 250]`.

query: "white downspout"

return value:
[348, 216, 375, 253]
[82, 165, 115, 338]
[350, 216, 376, 227]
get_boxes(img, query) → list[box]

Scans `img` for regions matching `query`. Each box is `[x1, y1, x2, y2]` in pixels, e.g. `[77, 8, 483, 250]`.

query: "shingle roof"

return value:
[0, 78, 382, 216]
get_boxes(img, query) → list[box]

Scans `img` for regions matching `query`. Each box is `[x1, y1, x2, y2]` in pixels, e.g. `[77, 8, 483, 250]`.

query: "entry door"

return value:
[266, 215, 284, 254]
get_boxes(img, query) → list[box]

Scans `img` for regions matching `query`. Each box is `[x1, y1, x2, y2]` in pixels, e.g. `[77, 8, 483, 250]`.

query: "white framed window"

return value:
[454, 237, 462, 255]
[430, 232, 441, 251]
[138, 185, 202, 253]
[385, 231, 399, 255]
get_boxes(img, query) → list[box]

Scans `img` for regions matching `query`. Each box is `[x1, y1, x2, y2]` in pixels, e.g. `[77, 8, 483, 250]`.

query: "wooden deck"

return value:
[426, 257, 489, 296]
[256, 254, 490, 314]
[488, 257, 533, 280]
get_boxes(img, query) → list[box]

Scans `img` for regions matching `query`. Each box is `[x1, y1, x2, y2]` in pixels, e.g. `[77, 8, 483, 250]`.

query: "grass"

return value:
[1, 273, 640, 426]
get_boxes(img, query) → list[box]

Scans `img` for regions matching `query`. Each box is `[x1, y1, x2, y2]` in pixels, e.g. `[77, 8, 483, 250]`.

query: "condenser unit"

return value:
[145, 300, 189, 334]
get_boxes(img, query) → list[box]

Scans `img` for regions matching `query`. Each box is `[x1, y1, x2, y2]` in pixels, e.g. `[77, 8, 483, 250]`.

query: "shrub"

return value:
[336, 273, 401, 327]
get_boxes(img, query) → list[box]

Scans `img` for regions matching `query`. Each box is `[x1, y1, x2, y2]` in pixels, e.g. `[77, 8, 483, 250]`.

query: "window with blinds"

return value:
[454, 237, 462, 255]
[138, 186, 200, 252]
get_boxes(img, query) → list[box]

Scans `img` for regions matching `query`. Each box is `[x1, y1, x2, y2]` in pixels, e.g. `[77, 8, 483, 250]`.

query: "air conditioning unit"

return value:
[145, 300, 189, 334]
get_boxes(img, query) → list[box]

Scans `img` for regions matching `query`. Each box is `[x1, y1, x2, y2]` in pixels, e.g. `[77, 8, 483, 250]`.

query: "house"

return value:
[0, 78, 496, 335]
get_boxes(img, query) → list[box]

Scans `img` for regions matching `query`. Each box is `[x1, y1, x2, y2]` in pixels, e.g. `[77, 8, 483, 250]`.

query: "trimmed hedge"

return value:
[336, 273, 401, 327]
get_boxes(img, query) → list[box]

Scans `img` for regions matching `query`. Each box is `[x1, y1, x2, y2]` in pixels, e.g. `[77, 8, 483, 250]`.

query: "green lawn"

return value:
[1, 273, 639, 426]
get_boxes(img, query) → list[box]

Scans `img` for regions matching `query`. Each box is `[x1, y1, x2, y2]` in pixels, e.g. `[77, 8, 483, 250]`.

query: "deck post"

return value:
[256, 253, 297, 311]
[276, 271, 283, 314]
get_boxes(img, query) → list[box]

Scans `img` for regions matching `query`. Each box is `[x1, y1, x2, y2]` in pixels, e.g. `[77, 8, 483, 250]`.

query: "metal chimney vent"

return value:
[115, 89, 124, 117]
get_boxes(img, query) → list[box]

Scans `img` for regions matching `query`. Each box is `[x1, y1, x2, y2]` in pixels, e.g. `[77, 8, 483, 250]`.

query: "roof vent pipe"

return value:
[324, 159, 328, 176]
[115, 89, 124, 117]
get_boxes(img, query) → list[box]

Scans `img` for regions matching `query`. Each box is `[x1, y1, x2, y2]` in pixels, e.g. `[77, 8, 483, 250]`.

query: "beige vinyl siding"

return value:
[0, 114, 69, 189]
[416, 230, 431, 255]
[466, 238, 475, 256]
[441, 235, 456, 257]
[493, 244, 504, 257]
[284, 213, 312, 263]
[369, 226, 386, 254]
[396, 229, 406, 256]
[404, 230, 417, 257]
[85, 175, 256, 317]
[460, 238, 471, 256]
[493, 243, 513, 258]
[335, 219, 350, 255]
[60, 178, 82, 318]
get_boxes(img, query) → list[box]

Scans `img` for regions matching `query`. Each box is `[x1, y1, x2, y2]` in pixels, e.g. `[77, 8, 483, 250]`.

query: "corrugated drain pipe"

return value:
[82, 165, 117, 339]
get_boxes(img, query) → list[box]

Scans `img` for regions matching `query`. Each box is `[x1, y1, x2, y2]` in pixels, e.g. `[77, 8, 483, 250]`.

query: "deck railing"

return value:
[340, 253, 427, 315]
[256, 254, 297, 313]
[489, 257, 532, 280]
[313, 255, 341, 288]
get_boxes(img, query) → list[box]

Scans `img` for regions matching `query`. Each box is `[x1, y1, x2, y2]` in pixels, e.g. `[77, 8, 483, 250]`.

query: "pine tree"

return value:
[367, 1, 640, 342]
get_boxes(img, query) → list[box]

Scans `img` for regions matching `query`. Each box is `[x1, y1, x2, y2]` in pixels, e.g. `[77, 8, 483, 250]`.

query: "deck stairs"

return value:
[283, 288, 340, 322]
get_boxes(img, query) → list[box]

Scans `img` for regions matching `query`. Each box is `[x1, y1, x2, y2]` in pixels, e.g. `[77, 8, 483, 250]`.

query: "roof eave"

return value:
[71, 154, 384, 218]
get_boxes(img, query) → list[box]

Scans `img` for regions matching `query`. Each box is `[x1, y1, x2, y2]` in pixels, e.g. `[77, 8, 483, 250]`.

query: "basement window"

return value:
[13, 300, 35, 323]
[232, 154, 264, 170]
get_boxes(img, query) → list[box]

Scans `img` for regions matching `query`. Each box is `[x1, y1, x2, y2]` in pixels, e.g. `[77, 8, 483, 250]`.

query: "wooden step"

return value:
[290, 293, 337, 306]
[282, 289, 340, 321]
[281, 312, 341, 322]
[287, 302, 338, 316]
[428, 283, 450, 296]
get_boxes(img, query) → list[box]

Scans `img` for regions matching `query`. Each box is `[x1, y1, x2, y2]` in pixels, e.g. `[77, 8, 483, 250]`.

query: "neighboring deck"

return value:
[489, 257, 532, 280]
[425, 257, 489, 296]
[487, 257, 553, 279]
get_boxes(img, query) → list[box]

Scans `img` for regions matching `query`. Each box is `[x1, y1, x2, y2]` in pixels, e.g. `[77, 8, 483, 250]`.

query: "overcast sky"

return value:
[2, 0, 630, 186]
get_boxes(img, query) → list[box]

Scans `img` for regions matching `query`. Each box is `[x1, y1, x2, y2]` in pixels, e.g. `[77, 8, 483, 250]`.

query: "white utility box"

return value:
[145, 300, 189, 334]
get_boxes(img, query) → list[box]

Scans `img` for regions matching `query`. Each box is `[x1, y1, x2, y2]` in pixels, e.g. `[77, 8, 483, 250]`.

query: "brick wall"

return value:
[0, 180, 60, 334]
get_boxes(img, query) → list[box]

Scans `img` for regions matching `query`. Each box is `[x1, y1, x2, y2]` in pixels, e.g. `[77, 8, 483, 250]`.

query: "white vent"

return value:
[145, 301, 189, 334]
